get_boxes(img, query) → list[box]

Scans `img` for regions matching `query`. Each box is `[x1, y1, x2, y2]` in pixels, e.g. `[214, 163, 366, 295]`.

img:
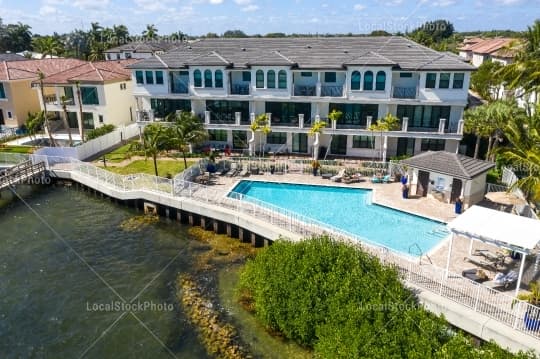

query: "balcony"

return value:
[230, 84, 250, 95]
[271, 116, 300, 127]
[293, 85, 316, 97]
[321, 85, 344, 97]
[43, 94, 59, 105]
[208, 112, 237, 125]
[392, 86, 417, 99]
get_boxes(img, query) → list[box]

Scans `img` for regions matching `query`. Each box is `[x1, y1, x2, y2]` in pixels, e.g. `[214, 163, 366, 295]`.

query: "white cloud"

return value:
[242, 4, 259, 12]
[39, 5, 58, 15]
[72, 0, 110, 10]
[133, 0, 176, 12]
[496, 0, 522, 4]
[209, 0, 223, 4]
[431, 0, 456, 6]
[354, 4, 365, 11]
[234, 0, 251, 4]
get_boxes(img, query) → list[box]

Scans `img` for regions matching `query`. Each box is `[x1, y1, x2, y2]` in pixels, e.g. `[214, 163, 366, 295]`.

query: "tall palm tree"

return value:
[142, 24, 158, 40]
[32, 36, 64, 58]
[75, 81, 85, 141]
[167, 111, 208, 168]
[37, 71, 56, 147]
[495, 109, 540, 201]
[464, 105, 487, 159]
[25, 111, 45, 141]
[112, 25, 129, 45]
[369, 113, 400, 162]
[60, 95, 73, 146]
[142, 123, 168, 176]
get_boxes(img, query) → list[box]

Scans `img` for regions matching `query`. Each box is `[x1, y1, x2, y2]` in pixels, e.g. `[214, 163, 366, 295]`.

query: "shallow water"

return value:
[0, 186, 209, 358]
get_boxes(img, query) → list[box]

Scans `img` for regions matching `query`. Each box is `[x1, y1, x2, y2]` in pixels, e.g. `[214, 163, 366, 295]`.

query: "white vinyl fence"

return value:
[34, 123, 140, 160]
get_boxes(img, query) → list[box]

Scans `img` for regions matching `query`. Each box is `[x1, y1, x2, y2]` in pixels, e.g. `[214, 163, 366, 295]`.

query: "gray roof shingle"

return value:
[401, 151, 495, 179]
[127, 36, 475, 71]
[0, 53, 27, 62]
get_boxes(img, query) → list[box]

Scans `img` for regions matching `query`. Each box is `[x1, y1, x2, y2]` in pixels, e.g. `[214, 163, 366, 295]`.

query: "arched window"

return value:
[215, 70, 223, 88]
[278, 70, 287, 89]
[351, 71, 361, 90]
[194, 69, 202, 87]
[267, 70, 276, 89]
[375, 71, 386, 91]
[256, 70, 264, 88]
[204, 70, 212, 87]
[364, 71, 373, 91]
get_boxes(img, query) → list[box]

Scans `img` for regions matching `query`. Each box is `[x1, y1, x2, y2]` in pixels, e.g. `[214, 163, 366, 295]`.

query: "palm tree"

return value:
[369, 113, 400, 162]
[524, 19, 540, 58]
[25, 111, 45, 141]
[112, 25, 129, 45]
[142, 24, 158, 40]
[32, 36, 64, 58]
[37, 71, 56, 147]
[60, 95, 73, 146]
[75, 81, 85, 141]
[464, 105, 487, 159]
[495, 109, 540, 201]
[167, 111, 208, 168]
[250, 114, 271, 158]
[142, 123, 168, 176]
[308, 118, 327, 160]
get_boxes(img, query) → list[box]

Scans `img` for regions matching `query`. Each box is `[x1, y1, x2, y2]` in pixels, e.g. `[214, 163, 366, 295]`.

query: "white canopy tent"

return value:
[447, 205, 540, 296]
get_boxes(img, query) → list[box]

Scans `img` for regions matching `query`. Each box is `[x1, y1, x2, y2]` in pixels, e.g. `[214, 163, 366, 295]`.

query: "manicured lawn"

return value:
[103, 143, 134, 163]
[0, 145, 34, 154]
[102, 159, 194, 177]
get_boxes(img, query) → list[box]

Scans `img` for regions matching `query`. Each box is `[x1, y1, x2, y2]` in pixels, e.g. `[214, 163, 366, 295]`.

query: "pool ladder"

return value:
[409, 243, 433, 265]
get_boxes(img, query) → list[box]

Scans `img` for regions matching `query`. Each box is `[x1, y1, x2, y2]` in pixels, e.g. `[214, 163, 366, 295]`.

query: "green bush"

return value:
[238, 236, 536, 359]
[86, 124, 116, 141]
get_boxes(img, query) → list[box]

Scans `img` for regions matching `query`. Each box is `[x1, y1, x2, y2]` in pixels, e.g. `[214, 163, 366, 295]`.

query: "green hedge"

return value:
[238, 236, 536, 359]
[86, 124, 115, 141]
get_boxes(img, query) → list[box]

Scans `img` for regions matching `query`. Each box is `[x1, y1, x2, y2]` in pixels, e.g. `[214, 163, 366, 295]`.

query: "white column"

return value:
[439, 118, 447, 134]
[402, 117, 409, 132]
[382, 136, 388, 162]
[298, 114, 304, 129]
[235, 112, 241, 126]
[445, 234, 454, 278]
[204, 110, 210, 124]
[516, 252, 527, 297]
[366, 116, 372, 129]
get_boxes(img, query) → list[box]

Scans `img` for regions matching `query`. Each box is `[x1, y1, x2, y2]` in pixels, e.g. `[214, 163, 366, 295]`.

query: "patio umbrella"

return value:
[485, 191, 527, 206]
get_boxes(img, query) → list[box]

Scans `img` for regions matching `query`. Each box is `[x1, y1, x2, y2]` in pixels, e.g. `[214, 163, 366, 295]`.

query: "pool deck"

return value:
[207, 171, 537, 285]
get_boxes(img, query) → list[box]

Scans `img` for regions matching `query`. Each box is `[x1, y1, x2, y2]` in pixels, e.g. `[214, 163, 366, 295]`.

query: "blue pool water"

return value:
[229, 181, 449, 256]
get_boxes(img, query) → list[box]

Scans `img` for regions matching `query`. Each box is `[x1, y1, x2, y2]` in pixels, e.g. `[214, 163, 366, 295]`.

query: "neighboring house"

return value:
[16, 51, 61, 59]
[35, 59, 139, 133]
[0, 58, 86, 128]
[0, 53, 28, 62]
[105, 41, 180, 61]
[128, 36, 474, 159]
[458, 38, 516, 67]
[402, 151, 495, 207]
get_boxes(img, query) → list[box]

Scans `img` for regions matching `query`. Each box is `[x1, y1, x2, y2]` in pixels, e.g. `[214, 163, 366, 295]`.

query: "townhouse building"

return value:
[0, 58, 85, 128]
[128, 37, 474, 159]
[36, 59, 138, 135]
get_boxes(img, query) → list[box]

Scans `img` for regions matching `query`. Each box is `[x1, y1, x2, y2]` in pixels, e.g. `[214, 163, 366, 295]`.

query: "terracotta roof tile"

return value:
[0, 58, 86, 81]
[467, 38, 514, 55]
[38, 59, 139, 84]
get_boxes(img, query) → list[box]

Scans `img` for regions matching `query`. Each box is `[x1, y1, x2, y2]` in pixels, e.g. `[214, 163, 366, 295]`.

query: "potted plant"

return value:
[311, 160, 320, 176]
[517, 282, 540, 331]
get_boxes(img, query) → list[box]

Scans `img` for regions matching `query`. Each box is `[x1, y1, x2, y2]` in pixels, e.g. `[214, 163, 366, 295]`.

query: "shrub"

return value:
[238, 236, 536, 358]
[86, 124, 115, 141]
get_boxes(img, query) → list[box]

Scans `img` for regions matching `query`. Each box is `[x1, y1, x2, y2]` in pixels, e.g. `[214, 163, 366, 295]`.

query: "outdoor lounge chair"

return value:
[239, 167, 250, 177]
[342, 174, 362, 184]
[331, 169, 346, 182]
[226, 163, 238, 177]
[371, 174, 390, 183]
[484, 270, 519, 289]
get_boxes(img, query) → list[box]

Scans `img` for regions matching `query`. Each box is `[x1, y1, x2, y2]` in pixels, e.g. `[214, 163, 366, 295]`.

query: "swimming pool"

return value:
[229, 181, 449, 256]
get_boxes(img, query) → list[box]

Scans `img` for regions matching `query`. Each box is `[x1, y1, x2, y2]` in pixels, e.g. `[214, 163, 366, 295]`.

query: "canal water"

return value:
[0, 185, 210, 358]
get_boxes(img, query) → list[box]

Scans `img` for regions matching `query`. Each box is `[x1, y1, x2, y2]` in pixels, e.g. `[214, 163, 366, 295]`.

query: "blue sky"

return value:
[0, 0, 538, 36]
